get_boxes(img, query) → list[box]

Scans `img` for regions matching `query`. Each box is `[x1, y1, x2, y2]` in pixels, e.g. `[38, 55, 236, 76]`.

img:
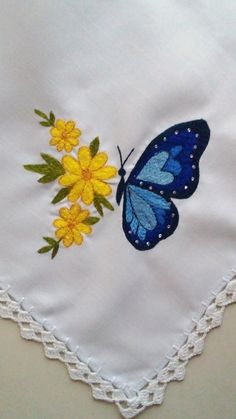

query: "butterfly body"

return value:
[116, 120, 210, 250]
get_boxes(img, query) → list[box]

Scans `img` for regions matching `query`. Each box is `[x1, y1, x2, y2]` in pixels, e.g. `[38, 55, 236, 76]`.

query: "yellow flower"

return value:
[53, 203, 92, 247]
[59, 146, 117, 205]
[50, 119, 81, 152]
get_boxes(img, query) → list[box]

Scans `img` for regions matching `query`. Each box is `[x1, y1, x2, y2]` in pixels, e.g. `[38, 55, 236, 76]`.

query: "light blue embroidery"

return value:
[136, 151, 174, 185]
[116, 120, 210, 251]
[129, 185, 170, 209]
[129, 186, 157, 230]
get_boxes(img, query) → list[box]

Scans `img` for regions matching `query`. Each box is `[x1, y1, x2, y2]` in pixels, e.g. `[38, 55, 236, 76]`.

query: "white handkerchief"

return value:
[0, 1, 236, 417]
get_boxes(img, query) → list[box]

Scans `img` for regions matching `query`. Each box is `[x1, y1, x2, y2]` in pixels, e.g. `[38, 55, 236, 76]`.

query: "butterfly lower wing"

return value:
[127, 119, 210, 199]
[123, 185, 179, 250]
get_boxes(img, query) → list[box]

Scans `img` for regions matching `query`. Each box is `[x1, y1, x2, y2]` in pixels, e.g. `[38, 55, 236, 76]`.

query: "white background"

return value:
[0, 0, 235, 391]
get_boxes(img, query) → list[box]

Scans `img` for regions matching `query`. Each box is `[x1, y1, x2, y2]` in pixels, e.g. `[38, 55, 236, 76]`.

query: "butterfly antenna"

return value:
[123, 148, 135, 167]
[117, 145, 123, 167]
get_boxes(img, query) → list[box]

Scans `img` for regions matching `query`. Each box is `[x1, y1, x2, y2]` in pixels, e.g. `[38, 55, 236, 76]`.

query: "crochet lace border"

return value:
[0, 270, 236, 418]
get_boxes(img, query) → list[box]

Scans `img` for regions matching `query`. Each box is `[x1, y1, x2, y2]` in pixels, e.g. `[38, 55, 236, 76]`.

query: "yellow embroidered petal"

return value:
[76, 223, 92, 235]
[64, 143, 73, 153]
[70, 128, 81, 138]
[73, 230, 83, 245]
[59, 173, 79, 186]
[78, 146, 91, 170]
[93, 166, 117, 180]
[65, 120, 75, 132]
[70, 203, 81, 217]
[91, 179, 112, 196]
[55, 227, 68, 239]
[53, 218, 67, 228]
[89, 152, 108, 171]
[55, 119, 65, 130]
[50, 127, 61, 137]
[67, 136, 79, 146]
[68, 179, 85, 202]
[57, 141, 64, 151]
[76, 209, 89, 223]
[63, 232, 74, 247]
[50, 137, 60, 145]
[59, 207, 70, 220]
[62, 155, 82, 176]
[81, 181, 94, 205]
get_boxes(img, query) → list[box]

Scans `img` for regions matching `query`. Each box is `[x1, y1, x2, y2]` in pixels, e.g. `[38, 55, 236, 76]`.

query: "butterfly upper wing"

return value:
[122, 119, 210, 250]
[126, 119, 210, 199]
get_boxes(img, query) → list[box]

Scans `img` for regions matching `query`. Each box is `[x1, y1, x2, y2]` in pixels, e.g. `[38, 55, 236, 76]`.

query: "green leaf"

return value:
[38, 245, 53, 254]
[94, 197, 104, 217]
[84, 216, 100, 225]
[51, 243, 59, 259]
[34, 109, 48, 120]
[41, 153, 64, 172]
[49, 111, 55, 125]
[40, 121, 51, 127]
[38, 172, 61, 183]
[51, 187, 70, 204]
[89, 137, 100, 158]
[23, 164, 49, 174]
[43, 237, 57, 246]
[96, 195, 114, 211]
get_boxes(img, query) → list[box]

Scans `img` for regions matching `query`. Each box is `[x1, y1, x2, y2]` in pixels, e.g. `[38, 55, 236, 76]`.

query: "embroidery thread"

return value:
[24, 109, 117, 258]
[34, 109, 81, 152]
[116, 120, 210, 251]
[59, 139, 117, 208]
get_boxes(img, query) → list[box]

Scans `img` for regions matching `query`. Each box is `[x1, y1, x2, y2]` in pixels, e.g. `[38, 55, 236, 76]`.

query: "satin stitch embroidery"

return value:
[24, 110, 117, 258]
[116, 119, 210, 251]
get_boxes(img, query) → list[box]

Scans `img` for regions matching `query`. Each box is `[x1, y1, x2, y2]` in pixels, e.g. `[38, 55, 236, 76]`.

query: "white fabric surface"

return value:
[0, 0, 235, 392]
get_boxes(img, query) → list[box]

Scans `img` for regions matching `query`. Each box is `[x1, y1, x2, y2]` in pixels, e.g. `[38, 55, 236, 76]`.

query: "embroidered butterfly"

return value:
[116, 120, 210, 250]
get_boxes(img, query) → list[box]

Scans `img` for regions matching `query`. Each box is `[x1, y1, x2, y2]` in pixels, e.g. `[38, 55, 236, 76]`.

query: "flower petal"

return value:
[76, 223, 92, 234]
[55, 227, 68, 239]
[59, 174, 79, 186]
[91, 179, 112, 196]
[65, 120, 75, 132]
[89, 152, 108, 171]
[57, 141, 64, 151]
[70, 203, 81, 217]
[81, 181, 94, 205]
[50, 127, 61, 137]
[76, 209, 89, 222]
[59, 207, 70, 220]
[50, 137, 60, 145]
[62, 155, 82, 175]
[67, 136, 79, 146]
[68, 179, 85, 202]
[70, 128, 81, 138]
[64, 143, 73, 153]
[63, 232, 74, 247]
[53, 218, 67, 228]
[55, 119, 65, 130]
[78, 146, 91, 170]
[93, 166, 117, 180]
[73, 230, 83, 245]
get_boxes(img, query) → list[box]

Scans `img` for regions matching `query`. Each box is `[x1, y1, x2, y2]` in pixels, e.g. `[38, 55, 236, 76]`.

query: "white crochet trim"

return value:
[1, 272, 236, 418]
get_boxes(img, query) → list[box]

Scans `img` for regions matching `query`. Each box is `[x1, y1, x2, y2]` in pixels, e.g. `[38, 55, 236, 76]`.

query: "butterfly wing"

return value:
[127, 119, 210, 199]
[122, 119, 210, 250]
[123, 185, 179, 250]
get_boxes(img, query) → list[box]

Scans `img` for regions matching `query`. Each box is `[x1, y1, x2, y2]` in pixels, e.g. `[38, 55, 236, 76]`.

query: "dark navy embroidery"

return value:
[116, 119, 210, 250]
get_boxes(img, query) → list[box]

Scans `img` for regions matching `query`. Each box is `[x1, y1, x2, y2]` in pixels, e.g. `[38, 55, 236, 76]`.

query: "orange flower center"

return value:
[61, 130, 68, 139]
[68, 219, 76, 230]
[82, 169, 92, 181]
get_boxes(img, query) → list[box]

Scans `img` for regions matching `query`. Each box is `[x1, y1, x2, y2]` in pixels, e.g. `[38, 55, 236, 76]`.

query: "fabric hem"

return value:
[0, 268, 235, 418]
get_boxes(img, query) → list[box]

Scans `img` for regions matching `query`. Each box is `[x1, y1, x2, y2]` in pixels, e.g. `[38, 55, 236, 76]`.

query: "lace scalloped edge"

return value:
[0, 270, 236, 419]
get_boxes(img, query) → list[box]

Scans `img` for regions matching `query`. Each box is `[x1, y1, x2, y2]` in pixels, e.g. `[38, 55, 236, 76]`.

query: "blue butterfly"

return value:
[116, 120, 210, 250]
